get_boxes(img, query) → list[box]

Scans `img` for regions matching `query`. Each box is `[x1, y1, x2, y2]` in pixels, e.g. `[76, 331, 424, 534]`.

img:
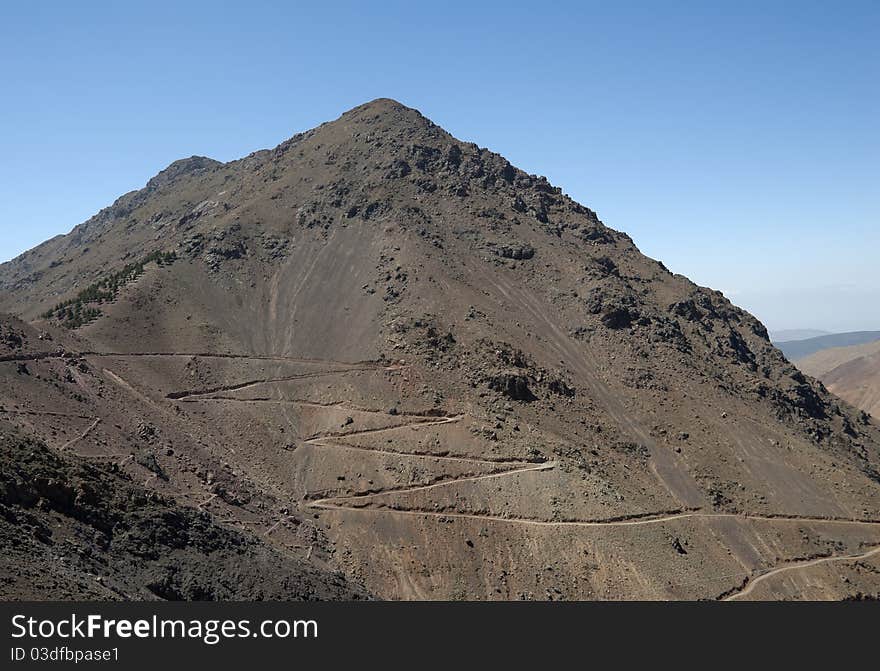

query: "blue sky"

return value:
[1, 1, 877, 332]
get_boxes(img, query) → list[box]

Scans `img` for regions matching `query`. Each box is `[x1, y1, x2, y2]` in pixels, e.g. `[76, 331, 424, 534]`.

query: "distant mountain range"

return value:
[799, 339, 880, 419]
[777, 331, 880, 361]
[770, 329, 830, 343]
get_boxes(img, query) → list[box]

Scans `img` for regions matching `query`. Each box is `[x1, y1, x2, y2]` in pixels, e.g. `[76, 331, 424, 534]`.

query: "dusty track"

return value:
[160, 366, 880, 600]
[309, 492, 880, 530]
[60, 418, 101, 451]
[724, 545, 880, 600]
[308, 436, 537, 464]
[0, 351, 61, 363]
[301, 414, 461, 442]
[293, 403, 880, 599]
[0, 409, 94, 420]
[310, 460, 556, 509]
[301, 409, 880, 529]
[167, 364, 393, 400]
[16, 351, 389, 365]
[21, 351, 877, 600]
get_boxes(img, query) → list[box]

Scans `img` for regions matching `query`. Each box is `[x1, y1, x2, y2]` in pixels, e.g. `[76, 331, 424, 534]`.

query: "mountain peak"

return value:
[2, 100, 880, 601]
[343, 97, 419, 117]
[336, 97, 436, 133]
[350, 97, 412, 112]
[146, 155, 222, 192]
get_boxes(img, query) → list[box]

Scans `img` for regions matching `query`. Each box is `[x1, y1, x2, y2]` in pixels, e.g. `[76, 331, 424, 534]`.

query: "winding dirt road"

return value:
[300, 409, 880, 529]
[18, 351, 877, 599]
[60, 417, 101, 451]
[294, 404, 880, 599]
[167, 364, 396, 400]
[724, 544, 880, 600]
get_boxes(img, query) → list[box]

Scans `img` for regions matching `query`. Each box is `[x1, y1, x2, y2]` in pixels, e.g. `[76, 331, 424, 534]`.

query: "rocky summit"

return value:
[2, 99, 880, 600]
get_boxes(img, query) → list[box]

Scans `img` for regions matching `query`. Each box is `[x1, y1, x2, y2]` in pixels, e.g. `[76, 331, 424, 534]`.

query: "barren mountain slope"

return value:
[0, 314, 368, 600]
[799, 340, 880, 419]
[799, 338, 880, 378]
[2, 99, 880, 600]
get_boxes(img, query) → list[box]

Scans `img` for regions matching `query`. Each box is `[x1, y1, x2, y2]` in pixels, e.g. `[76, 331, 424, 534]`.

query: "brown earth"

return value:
[0, 315, 368, 600]
[1, 98, 880, 600]
[799, 340, 880, 419]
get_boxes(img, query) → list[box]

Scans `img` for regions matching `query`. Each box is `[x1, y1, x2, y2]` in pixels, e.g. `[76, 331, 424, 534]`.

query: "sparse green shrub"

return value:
[41, 250, 177, 329]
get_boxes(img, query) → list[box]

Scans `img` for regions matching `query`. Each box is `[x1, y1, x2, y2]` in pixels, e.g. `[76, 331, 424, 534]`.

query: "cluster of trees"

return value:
[41, 250, 177, 329]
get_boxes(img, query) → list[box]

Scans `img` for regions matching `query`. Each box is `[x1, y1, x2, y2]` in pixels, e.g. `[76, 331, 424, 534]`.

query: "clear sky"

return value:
[1, 1, 877, 333]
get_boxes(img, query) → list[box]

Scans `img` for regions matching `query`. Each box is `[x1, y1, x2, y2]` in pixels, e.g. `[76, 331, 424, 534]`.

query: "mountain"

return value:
[777, 331, 880, 361]
[0, 312, 367, 600]
[799, 339, 880, 419]
[2, 98, 880, 600]
[770, 329, 831, 343]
